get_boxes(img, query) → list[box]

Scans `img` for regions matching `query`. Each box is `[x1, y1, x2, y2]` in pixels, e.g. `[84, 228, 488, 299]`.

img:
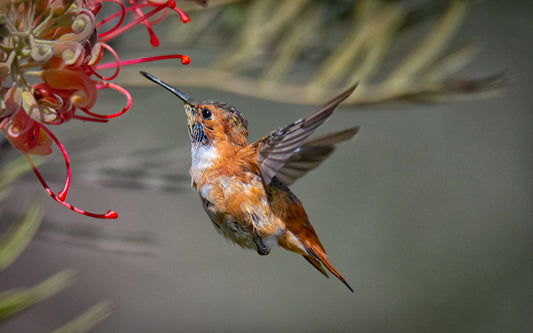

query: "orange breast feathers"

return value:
[192, 144, 283, 238]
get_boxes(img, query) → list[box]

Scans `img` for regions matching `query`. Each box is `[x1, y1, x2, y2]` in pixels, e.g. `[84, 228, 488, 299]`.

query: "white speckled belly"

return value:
[198, 175, 280, 251]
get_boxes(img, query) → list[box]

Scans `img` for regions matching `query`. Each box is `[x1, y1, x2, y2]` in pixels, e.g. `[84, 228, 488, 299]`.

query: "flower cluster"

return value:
[0, 0, 190, 218]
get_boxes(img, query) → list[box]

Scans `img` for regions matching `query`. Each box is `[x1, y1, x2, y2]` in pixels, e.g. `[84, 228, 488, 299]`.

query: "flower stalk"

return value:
[0, 0, 191, 218]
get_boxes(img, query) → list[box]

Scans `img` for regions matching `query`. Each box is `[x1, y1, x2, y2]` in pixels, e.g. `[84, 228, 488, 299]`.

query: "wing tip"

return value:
[319, 81, 359, 113]
[339, 82, 359, 101]
[341, 126, 360, 139]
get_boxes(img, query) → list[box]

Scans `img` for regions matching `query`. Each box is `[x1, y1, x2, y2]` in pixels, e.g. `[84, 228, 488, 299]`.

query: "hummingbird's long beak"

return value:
[139, 71, 194, 105]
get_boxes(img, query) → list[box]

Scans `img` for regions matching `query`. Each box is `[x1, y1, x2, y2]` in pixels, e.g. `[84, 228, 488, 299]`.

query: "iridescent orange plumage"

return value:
[141, 72, 358, 291]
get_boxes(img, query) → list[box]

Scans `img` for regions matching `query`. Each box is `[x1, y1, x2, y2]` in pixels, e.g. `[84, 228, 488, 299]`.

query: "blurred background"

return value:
[1, 0, 532, 332]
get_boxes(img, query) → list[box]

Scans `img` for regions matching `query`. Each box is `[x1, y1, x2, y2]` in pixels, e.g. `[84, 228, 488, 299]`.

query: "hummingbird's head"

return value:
[140, 72, 248, 147]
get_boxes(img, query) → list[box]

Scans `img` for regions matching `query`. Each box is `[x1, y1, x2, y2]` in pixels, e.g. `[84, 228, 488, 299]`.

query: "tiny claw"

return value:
[253, 234, 270, 256]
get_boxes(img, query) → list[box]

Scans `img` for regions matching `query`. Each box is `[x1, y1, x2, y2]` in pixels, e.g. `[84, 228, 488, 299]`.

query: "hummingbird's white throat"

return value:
[190, 143, 218, 175]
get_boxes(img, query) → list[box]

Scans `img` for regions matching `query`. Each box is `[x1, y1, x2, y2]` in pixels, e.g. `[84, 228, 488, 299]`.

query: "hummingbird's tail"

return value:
[272, 179, 354, 292]
[303, 246, 354, 292]
[303, 253, 329, 277]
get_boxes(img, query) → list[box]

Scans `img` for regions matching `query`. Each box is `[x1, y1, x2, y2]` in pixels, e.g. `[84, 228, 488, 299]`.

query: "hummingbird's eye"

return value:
[201, 108, 212, 120]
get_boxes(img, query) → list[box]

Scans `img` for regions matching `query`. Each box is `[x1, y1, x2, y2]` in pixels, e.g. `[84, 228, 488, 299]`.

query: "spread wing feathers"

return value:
[254, 84, 357, 185]
[275, 127, 359, 186]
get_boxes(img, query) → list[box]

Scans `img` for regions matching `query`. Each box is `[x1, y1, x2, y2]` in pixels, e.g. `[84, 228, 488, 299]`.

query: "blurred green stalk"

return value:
[0, 270, 78, 320]
[0, 157, 113, 330]
[0, 201, 42, 270]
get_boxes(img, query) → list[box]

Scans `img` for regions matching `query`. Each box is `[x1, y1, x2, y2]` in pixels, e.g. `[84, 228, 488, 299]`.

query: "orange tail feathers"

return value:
[306, 247, 354, 292]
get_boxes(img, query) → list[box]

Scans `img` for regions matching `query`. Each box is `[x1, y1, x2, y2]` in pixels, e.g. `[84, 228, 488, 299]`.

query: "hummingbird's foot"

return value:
[253, 234, 270, 256]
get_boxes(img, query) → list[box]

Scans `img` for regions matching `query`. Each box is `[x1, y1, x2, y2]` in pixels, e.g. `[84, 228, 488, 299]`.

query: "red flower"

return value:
[1, 0, 191, 218]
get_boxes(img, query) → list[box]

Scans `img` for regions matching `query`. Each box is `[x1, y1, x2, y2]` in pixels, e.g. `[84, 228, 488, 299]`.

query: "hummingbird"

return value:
[141, 71, 358, 292]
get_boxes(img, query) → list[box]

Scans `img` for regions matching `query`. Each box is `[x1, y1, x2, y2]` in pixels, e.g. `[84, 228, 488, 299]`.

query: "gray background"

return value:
[1, 1, 532, 332]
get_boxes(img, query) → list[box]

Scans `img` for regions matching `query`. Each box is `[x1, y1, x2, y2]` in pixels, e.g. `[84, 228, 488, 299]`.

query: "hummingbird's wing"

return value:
[275, 127, 359, 185]
[254, 84, 357, 185]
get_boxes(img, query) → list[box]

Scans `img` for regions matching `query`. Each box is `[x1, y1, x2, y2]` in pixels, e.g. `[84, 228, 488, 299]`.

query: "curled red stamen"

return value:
[24, 128, 118, 219]
[95, 0, 126, 31]
[96, 1, 170, 34]
[128, 0, 161, 47]
[90, 43, 121, 81]
[79, 81, 131, 119]
[37, 124, 70, 200]
[98, 1, 179, 43]
[95, 54, 190, 71]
